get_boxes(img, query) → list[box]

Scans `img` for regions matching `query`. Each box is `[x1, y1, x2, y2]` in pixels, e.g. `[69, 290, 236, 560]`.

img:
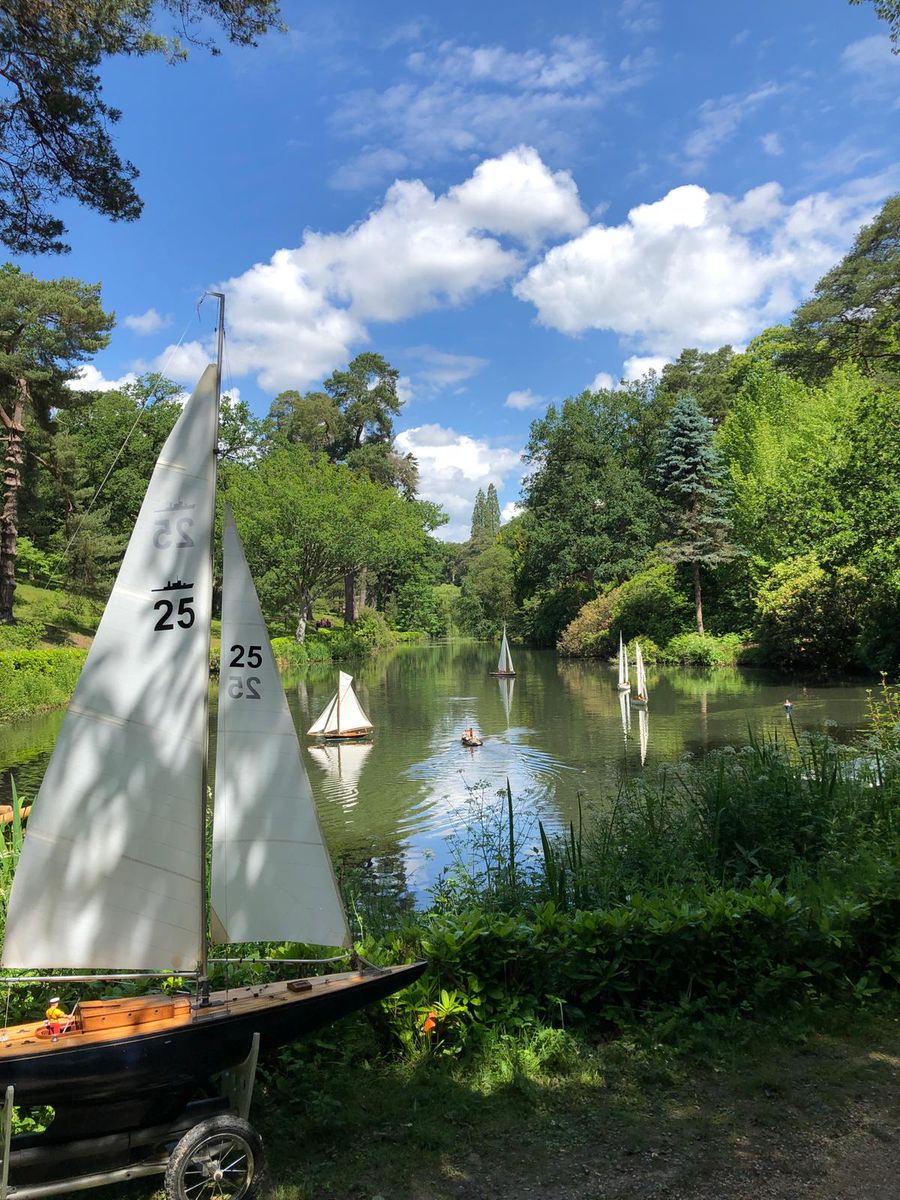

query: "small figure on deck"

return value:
[783, 699, 793, 713]
[45, 996, 66, 1041]
[461, 727, 483, 747]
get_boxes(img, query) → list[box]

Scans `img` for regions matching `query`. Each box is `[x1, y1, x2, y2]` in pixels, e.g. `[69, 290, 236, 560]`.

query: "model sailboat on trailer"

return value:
[0, 299, 423, 1138]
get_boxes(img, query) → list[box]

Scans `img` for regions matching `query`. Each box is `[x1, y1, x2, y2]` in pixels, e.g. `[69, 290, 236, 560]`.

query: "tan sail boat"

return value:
[307, 671, 373, 740]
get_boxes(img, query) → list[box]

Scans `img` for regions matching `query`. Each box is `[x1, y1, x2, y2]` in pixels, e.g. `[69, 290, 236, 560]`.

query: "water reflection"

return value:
[1, 644, 875, 899]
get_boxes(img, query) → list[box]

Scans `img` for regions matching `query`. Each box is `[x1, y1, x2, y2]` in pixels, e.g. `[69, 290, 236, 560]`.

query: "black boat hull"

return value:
[2, 963, 425, 1135]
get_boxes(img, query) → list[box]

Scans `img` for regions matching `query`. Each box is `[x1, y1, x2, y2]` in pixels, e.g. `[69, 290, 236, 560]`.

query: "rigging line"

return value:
[51, 308, 205, 579]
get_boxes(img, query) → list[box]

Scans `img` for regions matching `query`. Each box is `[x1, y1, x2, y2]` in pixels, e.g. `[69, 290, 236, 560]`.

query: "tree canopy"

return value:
[0, 0, 283, 254]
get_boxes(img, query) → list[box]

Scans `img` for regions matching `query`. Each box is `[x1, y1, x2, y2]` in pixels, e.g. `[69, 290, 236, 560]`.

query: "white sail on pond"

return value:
[632, 642, 649, 708]
[496, 625, 515, 675]
[617, 633, 630, 691]
[211, 510, 350, 948]
[307, 672, 373, 738]
[2, 368, 219, 971]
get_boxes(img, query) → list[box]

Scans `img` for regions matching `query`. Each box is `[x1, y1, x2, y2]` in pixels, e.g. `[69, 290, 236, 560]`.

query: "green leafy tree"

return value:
[784, 195, 900, 382]
[519, 390, 661, 596]
[755, 554, 864, 670]
[0, 0, 282, 254]
[656, 345, 738, 426]
[655, 397, 740, 635]
[265, 389, 343, 451]
[849, 0, 900, 48]
[0, 264, 113, 621]
[226, 445, 434, 642]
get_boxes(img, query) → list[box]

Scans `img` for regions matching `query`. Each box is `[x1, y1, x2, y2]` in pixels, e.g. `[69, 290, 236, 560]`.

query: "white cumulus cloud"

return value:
[67, 364, 138, 392]
[210, 147, 584, 393]
[514, 178, 889, 357]
[123, 308, 171, 336]
[623, 355, 670, 380]
[395, 424, 522, 541]
[589, 371, 617, 391]
[504, 389, 544, 411]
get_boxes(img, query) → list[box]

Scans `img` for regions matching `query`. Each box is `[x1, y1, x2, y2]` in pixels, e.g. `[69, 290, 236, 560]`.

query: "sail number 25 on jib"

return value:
[228, 644, 262, 700]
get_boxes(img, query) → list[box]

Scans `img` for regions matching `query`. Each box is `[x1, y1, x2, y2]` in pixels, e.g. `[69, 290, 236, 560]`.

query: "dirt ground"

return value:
[376, 1022, 900, 1200]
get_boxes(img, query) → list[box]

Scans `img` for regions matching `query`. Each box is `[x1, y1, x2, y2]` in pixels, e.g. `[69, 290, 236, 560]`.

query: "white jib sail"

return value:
[307, 671, 372, 736]
[635, 643, 648, 699]
[618, 634, 629, 687]
[497, 625, 514, 674]
[211, 509, 350, 948]
[2, 366, 218, 971]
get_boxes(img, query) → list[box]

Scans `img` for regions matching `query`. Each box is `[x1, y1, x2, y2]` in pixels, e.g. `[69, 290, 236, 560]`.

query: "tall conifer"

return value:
[655, 397, 740, 634]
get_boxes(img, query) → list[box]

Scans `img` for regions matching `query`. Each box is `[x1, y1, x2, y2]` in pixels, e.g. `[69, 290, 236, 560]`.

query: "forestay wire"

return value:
[51, 304, 211, 579]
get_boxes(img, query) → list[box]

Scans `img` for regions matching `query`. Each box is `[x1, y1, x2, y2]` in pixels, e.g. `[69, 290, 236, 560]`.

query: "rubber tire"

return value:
[164, 1115, 266, 1200]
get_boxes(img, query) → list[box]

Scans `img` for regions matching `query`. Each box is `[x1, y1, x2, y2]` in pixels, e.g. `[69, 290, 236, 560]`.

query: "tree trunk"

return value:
[344, 570, 357, 624]
[295, 589, 313, 644]
[693, 560, 704, 635]
[357, 568, 367, 612]
[0, 380, 27, 624]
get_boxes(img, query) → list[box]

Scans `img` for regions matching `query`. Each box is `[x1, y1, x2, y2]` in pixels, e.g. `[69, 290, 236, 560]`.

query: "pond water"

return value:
[0, 644, 875, 900]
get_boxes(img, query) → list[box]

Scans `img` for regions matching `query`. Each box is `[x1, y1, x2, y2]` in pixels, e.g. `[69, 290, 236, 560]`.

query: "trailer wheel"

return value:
[164, 1115, 265, 1200]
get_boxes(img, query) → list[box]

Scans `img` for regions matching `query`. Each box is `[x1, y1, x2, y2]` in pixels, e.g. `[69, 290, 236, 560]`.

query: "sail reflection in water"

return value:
[618, 688, 631, 744]
[498, 675, 515, 727]
[307, 741, 373, 811]
[638, 706, 649, 766]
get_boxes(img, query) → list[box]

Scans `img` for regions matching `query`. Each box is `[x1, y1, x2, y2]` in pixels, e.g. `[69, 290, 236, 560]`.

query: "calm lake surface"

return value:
[0, 644, 875, 899]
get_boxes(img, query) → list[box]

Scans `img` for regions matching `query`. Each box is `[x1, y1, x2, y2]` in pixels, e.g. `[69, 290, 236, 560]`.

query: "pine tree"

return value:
[655, 397, 740, 634]
[470, 489, 487, 541]
[485, 483, 501, 538]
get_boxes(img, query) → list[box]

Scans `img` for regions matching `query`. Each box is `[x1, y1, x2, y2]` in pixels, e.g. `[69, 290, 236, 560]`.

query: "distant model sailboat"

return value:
[490, 623, 516, 677]
[307, 671, 373, 740]
[631, 641, 649, 710]
[616, 632, 630, 692]
[0, 303, 423, 1140]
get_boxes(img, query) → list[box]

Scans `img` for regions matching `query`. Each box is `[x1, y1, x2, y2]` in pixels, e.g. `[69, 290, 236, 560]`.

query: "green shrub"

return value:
[271, 637, 308, 670]
[557, 591, 618, 657]
[329, 609, 396, 659]
[614, 563, 692, 647]
[755, 553, 864, 669]
[664, 632, 744, 667]
[0, 649, 87, 722]
[0, 620, 46, 651]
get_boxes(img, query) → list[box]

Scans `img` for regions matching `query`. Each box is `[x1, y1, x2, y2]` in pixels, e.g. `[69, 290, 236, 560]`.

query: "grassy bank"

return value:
[0, 649, 88, 722]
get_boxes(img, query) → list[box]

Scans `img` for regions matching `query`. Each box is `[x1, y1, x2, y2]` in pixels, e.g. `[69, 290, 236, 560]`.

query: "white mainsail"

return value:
[634, 642, 648, 704]
[211, 510, 350, 948]
[307, 672, 373, 737]
[496, 625, 515, 674]
[2, 367, 219, 970]
[617, 633, 630, 689]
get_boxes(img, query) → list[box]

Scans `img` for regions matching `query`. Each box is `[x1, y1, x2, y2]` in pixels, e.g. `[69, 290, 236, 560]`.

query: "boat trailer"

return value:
[0, 1034, 264, 1200]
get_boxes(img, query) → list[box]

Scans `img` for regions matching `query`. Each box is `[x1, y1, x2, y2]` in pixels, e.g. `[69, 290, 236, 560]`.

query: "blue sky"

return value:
[21, 0, 900, 539]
